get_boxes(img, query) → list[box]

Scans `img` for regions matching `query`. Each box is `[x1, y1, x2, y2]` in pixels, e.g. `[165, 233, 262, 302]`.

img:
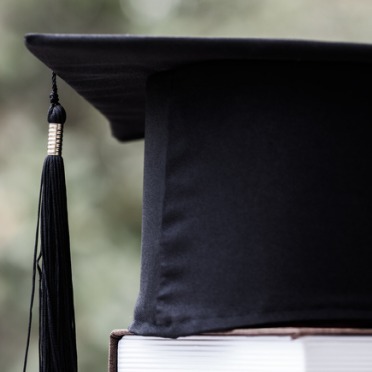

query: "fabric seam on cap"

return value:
[131, 306, 372, 337]
[154, 70, 174, 326]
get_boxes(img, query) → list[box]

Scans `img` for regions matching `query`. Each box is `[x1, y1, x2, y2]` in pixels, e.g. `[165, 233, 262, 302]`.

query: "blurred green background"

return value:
[2, 0, 372, 371]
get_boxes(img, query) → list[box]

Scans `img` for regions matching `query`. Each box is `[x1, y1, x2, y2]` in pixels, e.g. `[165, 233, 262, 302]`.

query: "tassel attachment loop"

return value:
[47, 123, 64, 156]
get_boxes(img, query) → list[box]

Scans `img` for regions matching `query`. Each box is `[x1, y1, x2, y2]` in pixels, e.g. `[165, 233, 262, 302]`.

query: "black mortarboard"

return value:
[25, 34, 372, 346]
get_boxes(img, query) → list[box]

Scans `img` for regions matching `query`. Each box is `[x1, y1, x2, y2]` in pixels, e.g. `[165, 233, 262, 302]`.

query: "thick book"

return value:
[109, 328, 372, 372]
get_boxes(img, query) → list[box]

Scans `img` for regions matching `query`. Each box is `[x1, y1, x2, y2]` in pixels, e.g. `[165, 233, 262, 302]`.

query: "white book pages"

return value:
[117, 335, 372, 372]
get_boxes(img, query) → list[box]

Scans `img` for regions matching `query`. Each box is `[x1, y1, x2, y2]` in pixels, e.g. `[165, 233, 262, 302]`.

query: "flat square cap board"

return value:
[26, 34, 372, 338]
[25, 34, 372, 140]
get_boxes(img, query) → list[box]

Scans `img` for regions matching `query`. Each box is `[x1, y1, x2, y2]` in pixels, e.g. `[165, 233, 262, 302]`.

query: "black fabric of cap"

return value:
[25, 34, 372, 141]
[130, 61, 372, 337]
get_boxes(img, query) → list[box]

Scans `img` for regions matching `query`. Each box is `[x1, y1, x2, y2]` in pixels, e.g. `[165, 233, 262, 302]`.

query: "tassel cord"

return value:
[23, 181, 43, 372]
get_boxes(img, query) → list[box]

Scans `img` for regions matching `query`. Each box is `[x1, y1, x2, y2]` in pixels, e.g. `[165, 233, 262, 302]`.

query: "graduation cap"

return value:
[24, 34, 372, 370]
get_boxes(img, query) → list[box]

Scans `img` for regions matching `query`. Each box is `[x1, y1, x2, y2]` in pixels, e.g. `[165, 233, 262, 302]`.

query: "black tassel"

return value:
[23, 72, 77, 372]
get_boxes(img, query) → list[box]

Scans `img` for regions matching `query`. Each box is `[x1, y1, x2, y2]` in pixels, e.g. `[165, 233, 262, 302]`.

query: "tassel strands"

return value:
[23, 72, 78, 372]
[39, 155, 77, 372]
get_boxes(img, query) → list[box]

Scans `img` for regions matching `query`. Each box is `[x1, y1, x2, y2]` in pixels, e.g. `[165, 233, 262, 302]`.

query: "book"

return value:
[110, 328, 372, 372]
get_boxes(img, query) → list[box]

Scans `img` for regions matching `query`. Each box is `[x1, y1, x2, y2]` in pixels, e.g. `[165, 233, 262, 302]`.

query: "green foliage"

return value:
[2, 1, 372, 371]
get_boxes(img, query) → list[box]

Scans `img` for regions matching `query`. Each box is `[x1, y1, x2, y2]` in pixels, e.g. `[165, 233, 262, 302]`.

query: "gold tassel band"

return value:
[47, 123, 63, 156]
